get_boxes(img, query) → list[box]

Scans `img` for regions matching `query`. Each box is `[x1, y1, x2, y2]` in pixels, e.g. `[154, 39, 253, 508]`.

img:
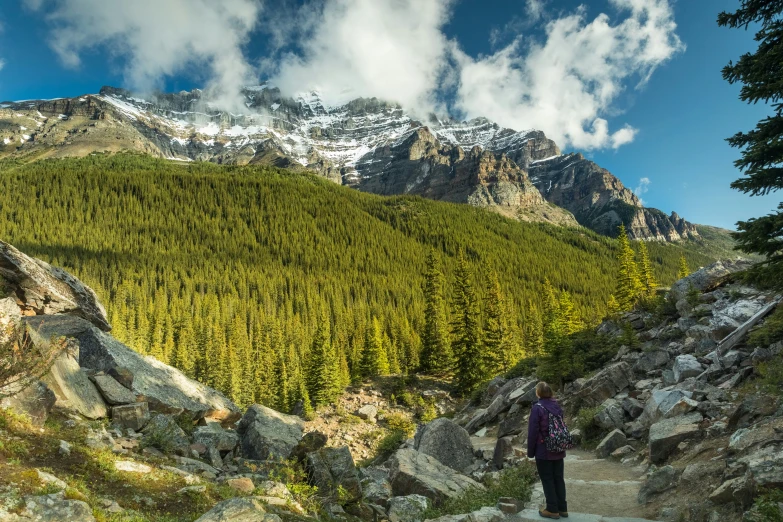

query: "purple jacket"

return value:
[527, 398, 566, 461]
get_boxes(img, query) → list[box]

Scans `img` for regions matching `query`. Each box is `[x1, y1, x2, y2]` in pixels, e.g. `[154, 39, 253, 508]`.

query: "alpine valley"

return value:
[1, 85, 704, 242]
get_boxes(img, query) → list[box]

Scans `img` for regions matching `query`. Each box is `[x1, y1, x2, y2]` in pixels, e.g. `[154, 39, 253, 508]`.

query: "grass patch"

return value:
[749, 307, 783, 347]
[747, 488, 783, 522]
[574, 406, 603, 446]
[423, 463, 536, 519]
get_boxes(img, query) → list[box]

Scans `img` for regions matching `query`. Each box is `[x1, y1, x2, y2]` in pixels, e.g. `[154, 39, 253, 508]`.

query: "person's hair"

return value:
[536, 381, 554, 398]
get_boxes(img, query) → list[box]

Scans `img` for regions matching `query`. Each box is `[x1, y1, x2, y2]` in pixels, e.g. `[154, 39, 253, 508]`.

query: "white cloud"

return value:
[0, 59, 4, 72]
[634, 177, 651, 205]
[526, 0, 548, 22]
[453, 0, 684, 150]
[270, 0, 453, 116]
[31, 0, 262, 111]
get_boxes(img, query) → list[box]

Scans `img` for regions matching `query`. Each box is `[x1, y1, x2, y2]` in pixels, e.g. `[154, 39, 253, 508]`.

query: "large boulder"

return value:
[111, 402, 150, 431]
[306, 446, 362, 504]
[737, 443, 783, 488]
[0, 297, 21, 343]
[649, 412, 703, 464]
[596, 429, 627, 459]
[709, 474, 755, 507]
[193, 424, 239, 452]
[24, 315, 238, 421]
[389, 448, 484, 506]
[141, 414, 191, 456]
[194, 497, 281, 522]
[91, 374, 137, 405]
[41, 348, 107, 420]
[573, 362, 634, 408]
[672, 355, 703, 383]
[414, 418, 474, 472]
[0, 380, 56, 426]
[670, 260, 752, 301]
[0, 240, 110, 331]
[594, 398, 625, 431]
[639, 389, 695, 427]
[466, 378, 536, 431]
[497, 406, 527, 438]
[237, 404, 304, 461]
[634, 350, 670, 374]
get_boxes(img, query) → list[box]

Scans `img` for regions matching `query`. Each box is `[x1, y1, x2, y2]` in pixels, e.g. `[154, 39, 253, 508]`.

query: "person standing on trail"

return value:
[527, 381, 572, 519]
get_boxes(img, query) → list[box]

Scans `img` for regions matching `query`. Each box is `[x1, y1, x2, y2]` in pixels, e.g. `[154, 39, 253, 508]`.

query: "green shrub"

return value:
[748, 489, 783, 522]
[423, 463, 536, 519]
[574, 406, 602, 443]
[749, 307, 783, 347]
[417, 398, 438, 423]
[685, 284, 701, 308]
[756, 355, 783, 396]
[383, 412, 415, 437]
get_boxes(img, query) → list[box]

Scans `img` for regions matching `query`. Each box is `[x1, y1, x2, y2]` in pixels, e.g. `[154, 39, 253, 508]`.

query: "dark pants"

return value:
[536, 458, 567, 513]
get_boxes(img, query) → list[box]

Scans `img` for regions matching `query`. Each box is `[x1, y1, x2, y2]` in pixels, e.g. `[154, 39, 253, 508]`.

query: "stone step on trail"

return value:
[509, 510, 659, 522]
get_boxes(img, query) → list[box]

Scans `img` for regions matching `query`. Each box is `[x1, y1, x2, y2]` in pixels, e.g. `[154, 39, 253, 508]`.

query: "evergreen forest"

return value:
[0, 153, 726, 407]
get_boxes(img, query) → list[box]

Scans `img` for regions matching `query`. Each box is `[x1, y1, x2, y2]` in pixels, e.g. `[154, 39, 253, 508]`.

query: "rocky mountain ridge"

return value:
[1, 85, 698, 240]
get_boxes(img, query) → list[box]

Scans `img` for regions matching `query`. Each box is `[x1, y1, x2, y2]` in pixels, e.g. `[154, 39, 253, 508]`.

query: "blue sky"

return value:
[0, 0, 777, 230]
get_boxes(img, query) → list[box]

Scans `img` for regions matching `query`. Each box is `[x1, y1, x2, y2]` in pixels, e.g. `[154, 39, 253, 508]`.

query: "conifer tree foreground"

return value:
[637, 241, 658, 297]
[483, 270, 514, 375]
[719, 1, 783, 287]
[450, 249, 484, 395]
[677, 255, 691, 280]
[420, 250, 453, 375]
[615, 224, 644, 310]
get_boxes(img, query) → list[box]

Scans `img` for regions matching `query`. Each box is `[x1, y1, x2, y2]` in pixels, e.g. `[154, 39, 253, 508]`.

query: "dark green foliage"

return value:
[482, 270, 516, 376]
[420, 250, 453, 375]
[450, 250, 484, 395]
[0, 154, 721, 406]
[719, 1, 783, 288]
[749, 488, 783, 522]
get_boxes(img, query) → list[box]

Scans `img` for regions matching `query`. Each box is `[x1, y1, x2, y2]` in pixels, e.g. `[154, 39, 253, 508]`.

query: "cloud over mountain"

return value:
[32, 0, 684, 150]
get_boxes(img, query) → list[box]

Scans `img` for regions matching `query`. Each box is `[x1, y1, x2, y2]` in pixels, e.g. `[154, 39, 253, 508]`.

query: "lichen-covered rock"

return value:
[709, 474, 754, 507]
[649, 412, 703, 464]
[672, 355, 703, 383]
[573, 362, 634, 408]
[15, 493, 96, 521]
[738, 444, 783, 488]
[387, 494, 428, 522]
[237, 404, 304, 460]
[111, 402, 150, 431]
[193, 424, 239, 452]
[91, 374, 137, 405]
[594, 398, 625, 431]
[291, 430, 327, 462]
[389, 448, 484, 506]
[414, 417, 474, 472]
[638, 465, 679, 503]
[0, 380, 56, 426]
[596, 429, 627, 459]
[41, 348, 107, 420]
[141, 414, 191, 455]
[24, 315, 238, 421]
[194, 497, 281, 522]
[670, 260, 752, 301]
[306, 446, 362, 503]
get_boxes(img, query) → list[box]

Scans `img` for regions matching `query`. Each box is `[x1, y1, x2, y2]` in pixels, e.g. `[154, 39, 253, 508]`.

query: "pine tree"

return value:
[306, 318, 337, 407]
[676, 255, 690, 280]
[523, 301, 544, 358]
[420, 250, 453, 375]
[171, 321, 196, 377]
[483, 270, 511, 376]
[719, 1, 783, 287]
[615, 224, 644, 311]
[450, 249, 484, 394]
[607, 295, 620, 318]
[361, 317, 390, 377]
[637, 241, 658, 296]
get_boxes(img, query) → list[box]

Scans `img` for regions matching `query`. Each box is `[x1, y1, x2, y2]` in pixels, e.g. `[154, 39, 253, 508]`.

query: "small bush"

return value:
[417, 398, 438, 423]
[139, 423, 178, 455]
[756, 355, 783, 396]
[747, 489, 783, 522]
[383, 412, 415, 437]
[574, 406, 602, 443]
[423, 463, 536, 519]
[749, 307, 783, 347]
[685, 284, 701, 308]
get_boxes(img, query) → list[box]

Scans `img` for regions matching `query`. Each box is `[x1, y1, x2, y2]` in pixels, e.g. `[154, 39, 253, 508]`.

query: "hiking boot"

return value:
[538, 509, 561, 519]
[560, 513, 569, 518]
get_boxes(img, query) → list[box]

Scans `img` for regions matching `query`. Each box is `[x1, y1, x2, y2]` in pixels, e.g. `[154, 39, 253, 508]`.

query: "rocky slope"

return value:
[1, 85, 698, 239]
[454, 259, 783, 522]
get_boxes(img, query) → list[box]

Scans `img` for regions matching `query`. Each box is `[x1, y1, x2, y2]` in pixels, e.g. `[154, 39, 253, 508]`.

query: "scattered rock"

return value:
[39, 346, 108, 420]
[193, 423, 239, 452]
[237, 404, 304, 461]
[596, 429, 627, 459]
[738, 443, 783, 488]
[492, 437, 513, 469]
[672, 355, 703, 383]
[573, 362, 634, 408]
[291, 430, 328, 462]
[389, 448, 484, 506]
[194, 497, 281, 522]
[17, 493, 96, 522]
[638, 465, 680, 503]
[649, 412, 703, 464]
[306, 446, 362, 504]
[107, 366, 134, 390]
[91, 374, 136, 405]
[115, 460, 153, 473]
[35, 470, 67, 490]
[111, 402, 150, 431]
[414, 417, 474, 472]
[709, 473, 755, 507]
[141, 414, 190, 455]
[0, 380, 56, 427]
[594, 398, 625, 431]
[387, 494, 429, 522]
[356, 405, 378, 422]
[58, 440, 71, 457]
[226, 477, 255, 494]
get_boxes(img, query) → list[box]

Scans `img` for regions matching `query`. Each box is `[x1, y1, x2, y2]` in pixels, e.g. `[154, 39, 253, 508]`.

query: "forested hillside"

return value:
[0, 153, 722, 408]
